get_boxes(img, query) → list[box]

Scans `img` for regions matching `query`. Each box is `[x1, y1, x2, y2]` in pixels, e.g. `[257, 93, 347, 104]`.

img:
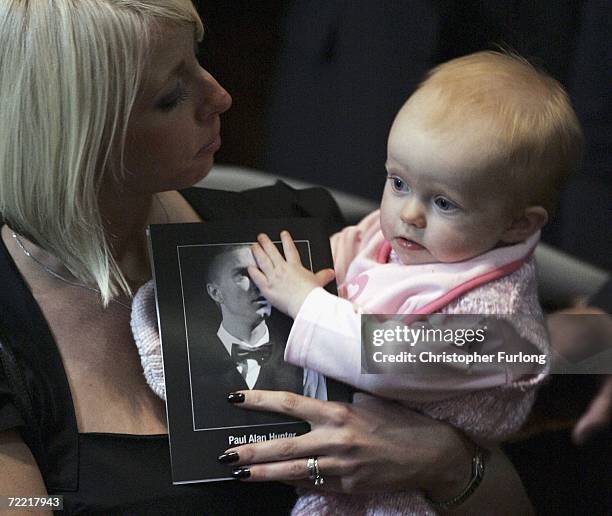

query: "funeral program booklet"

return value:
[148, 218, 351, 483]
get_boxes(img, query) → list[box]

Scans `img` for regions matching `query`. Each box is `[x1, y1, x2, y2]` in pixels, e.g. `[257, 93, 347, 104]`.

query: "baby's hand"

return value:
[248, 231, 335, 319]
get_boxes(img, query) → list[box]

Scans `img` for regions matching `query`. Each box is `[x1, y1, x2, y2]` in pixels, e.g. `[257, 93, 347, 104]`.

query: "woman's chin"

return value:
[179, 161, 215, 189]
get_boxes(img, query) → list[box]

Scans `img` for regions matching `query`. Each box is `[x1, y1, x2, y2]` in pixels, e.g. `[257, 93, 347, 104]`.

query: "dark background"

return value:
[194, 0, 610, 271]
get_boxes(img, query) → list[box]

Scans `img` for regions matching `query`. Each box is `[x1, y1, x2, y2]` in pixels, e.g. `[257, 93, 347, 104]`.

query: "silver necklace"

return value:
[12, 232, 132, 311]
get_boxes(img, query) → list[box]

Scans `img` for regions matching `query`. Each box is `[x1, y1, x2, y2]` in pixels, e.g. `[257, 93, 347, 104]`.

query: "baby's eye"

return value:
[434, 196, 459, 212]
[389, 176, 410, 193]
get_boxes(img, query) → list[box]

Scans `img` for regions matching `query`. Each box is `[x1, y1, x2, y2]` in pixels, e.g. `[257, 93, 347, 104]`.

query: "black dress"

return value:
[0, 183, 344, 515]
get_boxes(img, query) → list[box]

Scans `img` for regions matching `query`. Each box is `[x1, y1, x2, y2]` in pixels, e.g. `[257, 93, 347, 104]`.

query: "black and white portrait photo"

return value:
[177, 240, 327, 430]
[148, 218, 345, 481]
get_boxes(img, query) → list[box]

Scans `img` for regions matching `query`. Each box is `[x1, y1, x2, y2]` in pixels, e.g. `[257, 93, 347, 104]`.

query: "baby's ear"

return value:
[501, 206, 548, 244]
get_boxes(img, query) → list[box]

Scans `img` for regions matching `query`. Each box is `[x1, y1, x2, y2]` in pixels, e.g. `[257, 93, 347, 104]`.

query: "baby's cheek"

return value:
[379, 213, 394, 242]
[434, 229, 476, 262]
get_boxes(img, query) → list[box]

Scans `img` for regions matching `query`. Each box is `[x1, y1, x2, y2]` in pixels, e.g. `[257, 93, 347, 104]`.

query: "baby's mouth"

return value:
[395, 237, 425, 251]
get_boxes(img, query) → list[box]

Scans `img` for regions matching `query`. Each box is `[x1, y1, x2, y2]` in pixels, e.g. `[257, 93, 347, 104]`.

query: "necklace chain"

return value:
[11, 232, 132, 311]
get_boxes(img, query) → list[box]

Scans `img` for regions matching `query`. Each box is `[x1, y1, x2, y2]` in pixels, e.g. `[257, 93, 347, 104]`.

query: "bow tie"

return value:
[231, 343, 273, 365]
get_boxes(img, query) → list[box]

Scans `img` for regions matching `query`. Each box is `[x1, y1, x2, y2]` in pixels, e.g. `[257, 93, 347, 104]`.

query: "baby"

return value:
[247, 51, 583, 514]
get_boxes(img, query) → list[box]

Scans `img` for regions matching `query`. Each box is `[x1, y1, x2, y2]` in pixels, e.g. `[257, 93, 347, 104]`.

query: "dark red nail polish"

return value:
[218, 451, 240, 464]
[232, 467, 251, 479]
[227, 392, 245, 403]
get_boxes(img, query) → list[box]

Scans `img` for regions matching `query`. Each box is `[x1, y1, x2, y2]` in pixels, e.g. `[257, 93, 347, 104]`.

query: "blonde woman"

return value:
[0, 1, 531, 513]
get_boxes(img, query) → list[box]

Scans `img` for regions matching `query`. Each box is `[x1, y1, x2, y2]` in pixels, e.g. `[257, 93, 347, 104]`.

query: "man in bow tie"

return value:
[206, 245, 276, 389]
[191, 244, 326, 429]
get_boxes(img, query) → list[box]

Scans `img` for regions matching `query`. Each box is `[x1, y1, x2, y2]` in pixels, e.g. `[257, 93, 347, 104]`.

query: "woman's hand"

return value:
[219, 390, 473, 501]
[249, 232, 335, 318]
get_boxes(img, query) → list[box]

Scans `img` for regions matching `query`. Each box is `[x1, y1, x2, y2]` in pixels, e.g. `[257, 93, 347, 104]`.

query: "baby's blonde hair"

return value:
[0, 0, 203, 304]
[410, 51, 583, 214]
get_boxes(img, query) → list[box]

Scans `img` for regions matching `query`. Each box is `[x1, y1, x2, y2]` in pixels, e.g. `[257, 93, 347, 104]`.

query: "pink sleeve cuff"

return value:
[285, 287, 337, 367]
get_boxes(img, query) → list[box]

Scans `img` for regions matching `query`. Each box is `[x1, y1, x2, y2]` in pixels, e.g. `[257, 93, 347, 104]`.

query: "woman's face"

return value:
[122, 23, 232, 194]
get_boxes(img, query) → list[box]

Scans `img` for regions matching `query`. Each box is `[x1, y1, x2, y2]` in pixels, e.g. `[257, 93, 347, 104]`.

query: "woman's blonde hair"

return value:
[0, 0, 202, 304]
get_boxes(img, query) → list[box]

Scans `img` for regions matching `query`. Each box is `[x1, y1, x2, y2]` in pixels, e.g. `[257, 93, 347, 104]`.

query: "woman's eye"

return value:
[157, 82, 189, 111]
[434, 196, 458, 212]
[389, 176, 409, 193]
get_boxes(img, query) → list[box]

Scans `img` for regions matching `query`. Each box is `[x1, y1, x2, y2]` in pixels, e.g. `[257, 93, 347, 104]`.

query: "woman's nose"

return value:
[400, 199, 426, 228]
[196, 69, 232, 121]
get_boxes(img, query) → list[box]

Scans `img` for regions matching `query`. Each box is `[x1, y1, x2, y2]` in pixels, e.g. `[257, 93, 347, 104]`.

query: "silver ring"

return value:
[306, 456, 325, 486]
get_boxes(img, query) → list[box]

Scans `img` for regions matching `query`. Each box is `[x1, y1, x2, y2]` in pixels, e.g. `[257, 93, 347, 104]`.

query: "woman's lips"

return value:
[395, 237, 425, 251]
[195, 135, 221, 157]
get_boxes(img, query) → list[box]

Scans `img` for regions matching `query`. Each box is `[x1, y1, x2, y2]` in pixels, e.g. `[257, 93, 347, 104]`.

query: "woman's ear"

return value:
[501, 206, 548, 244]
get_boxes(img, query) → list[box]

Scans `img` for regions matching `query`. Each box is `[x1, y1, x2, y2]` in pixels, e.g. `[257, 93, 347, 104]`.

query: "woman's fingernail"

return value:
[232, 467, 251, 479]
[227, 392, 245, 403]
[218, 451, 240, 464]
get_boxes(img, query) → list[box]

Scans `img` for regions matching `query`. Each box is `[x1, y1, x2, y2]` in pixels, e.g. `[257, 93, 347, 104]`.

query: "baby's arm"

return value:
[251, 233, 546, 407]
[284, 288, 537, 402]
[248, 231, 335, 318]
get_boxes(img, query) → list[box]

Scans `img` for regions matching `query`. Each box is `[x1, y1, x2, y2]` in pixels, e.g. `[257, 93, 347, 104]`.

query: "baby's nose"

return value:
[400, 199, 426, 228]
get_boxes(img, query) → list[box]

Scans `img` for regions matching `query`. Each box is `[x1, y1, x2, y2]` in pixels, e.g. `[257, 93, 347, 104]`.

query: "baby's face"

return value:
[380, 102, 517, 266]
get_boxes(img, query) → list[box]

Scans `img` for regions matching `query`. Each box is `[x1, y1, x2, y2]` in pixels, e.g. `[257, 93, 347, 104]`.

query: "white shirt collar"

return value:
[217, 320, 270, 357]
